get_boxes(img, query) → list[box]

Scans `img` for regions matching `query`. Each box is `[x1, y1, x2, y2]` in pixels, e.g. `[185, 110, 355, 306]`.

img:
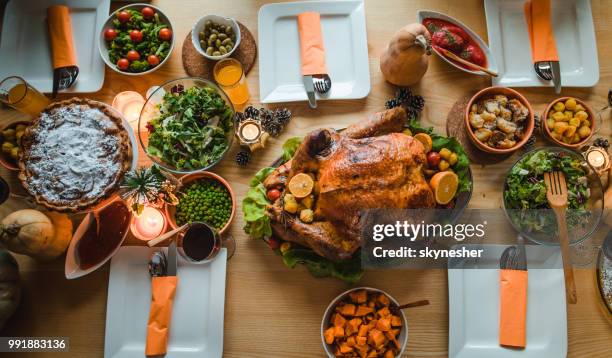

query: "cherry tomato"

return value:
[427, 151, 441, 168]
[130, 30, 143, 42]
[117, 10, 131, 23]
[267, 238, 280, 250]
[104, 28, 117, 41]
[116, 58, 129, 71]
[141, 6, 155, 20]
[147, 54, 160, 66]
[158, 28, 172, 41]
[126, 50, 140, 62]
[267, 189, 281, 202]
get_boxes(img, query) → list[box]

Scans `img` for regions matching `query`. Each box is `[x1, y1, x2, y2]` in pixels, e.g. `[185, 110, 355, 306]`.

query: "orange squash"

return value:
[380, 23, 431, 86]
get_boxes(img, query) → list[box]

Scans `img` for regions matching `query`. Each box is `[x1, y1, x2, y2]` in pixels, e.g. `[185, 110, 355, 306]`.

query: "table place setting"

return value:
[0, 0, 610, 357]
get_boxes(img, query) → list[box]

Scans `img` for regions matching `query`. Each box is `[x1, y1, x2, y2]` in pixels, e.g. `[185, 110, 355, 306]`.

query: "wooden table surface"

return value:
[1, 0, 611, 357]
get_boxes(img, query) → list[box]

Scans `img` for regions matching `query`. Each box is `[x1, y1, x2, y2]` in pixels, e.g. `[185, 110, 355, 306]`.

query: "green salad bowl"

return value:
[138, 77, 236, 174]
[502, 146, 603, 246]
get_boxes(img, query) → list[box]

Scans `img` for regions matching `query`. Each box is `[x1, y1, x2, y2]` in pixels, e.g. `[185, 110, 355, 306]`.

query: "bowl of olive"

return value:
[0, 120, 30, 171]
[191, 15, 241, 60]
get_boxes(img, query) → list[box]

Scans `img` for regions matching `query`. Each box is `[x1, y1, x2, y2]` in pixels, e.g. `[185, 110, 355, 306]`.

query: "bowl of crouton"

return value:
[321, 287, 408, 358]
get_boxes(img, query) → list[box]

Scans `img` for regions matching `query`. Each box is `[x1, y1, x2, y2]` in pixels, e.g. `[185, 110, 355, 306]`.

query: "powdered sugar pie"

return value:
[18, 98, 132, 212]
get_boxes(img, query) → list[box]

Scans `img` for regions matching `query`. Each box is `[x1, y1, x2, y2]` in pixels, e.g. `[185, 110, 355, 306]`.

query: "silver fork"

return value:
[534, 62, 553, 81]
[313, 74, 331, 94]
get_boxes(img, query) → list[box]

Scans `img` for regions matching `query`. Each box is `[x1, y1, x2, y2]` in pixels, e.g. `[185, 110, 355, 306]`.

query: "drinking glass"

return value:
[0, 76, 50, 117]
[213, 58, 250, 106]
[177, 222, 235, 263]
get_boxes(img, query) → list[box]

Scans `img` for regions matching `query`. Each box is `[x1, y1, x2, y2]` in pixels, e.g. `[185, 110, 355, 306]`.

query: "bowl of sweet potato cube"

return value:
[321, 287, 408, 358]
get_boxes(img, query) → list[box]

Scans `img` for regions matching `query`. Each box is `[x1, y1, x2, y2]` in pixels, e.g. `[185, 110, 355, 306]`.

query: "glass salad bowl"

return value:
[502, 146, 604, 246]
[138, 77, 235, 174]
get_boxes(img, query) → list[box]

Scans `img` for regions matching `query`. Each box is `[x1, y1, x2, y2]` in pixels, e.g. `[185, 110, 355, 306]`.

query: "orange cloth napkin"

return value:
[499, 269, 528, 348]
[524, 0, 559, 63]
[297, 12, 327, 75]
[47, 5, 78, 69]
[145, 276, 178, 356]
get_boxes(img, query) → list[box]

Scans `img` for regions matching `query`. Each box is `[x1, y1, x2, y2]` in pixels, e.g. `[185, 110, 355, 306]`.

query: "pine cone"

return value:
[594, 137, 610, 149]
[235, 148, 251, 167]
[396, 88, 412, 101]
[274, 108, 292, 125]
[261, 116, 282, 137]
[524, 134, 537, 150]
[407, 95, 425, 112]
[234, 111, 246, 123]
[244, 106, 260, 119]
[385, 98, 401, 109]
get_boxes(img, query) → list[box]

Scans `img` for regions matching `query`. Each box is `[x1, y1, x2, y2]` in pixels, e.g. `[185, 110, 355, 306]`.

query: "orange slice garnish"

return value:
[288, 173, 314, 199]
[414, 133, 433, 153]
[429, 171, 458, 205]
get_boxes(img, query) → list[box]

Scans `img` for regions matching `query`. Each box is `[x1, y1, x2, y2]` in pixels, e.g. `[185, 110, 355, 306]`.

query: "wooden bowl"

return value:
[542, 97, 596, 148]
[0, 120, 31, 171]
[165, 171, 236, 234]
[464, 87, 534, 154]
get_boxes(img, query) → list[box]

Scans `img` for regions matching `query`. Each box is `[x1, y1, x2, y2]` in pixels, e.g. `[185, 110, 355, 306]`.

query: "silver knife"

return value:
[166, 239, 177, 276]
[303, 75, 317, 109]
[551, 61, 562, 94]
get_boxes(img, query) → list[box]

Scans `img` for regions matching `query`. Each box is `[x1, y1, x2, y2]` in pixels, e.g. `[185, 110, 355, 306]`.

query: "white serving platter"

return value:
[448, 244, 567, 358]
[0, 0, 110, 93]
[484, 0, 599, 88]
[258, 0, 370, 103]
[104, 246, 227, 358]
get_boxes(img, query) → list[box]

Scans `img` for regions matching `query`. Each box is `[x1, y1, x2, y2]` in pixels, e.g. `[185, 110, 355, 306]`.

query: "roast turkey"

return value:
[264, 107, 435, 261]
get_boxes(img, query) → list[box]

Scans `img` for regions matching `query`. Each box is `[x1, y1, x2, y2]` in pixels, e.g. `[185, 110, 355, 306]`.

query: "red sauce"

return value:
[423, 18, 486, 69]
[75, 201, 131, 269]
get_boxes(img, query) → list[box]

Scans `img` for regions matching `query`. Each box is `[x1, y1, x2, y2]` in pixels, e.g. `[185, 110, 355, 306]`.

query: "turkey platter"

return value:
[262, 107, 441, 261]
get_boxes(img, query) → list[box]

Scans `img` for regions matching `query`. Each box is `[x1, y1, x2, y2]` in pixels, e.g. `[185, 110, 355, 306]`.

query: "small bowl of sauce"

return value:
[65, 200, 132, 279]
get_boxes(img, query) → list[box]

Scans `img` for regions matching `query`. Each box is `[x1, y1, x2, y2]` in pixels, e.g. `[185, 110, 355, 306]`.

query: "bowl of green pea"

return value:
[166, 171, 235, 234]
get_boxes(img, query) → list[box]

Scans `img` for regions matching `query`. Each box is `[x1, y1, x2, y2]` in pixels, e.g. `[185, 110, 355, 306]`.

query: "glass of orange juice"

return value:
[213, 58, 250, 107]
[0, 76, 50, 117]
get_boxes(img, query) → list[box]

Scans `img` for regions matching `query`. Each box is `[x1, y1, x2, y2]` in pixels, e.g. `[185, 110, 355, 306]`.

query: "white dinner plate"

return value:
[258, 0, 370, 103]
[484, 0, 599, 88]
[448, 244, 567, 358]
[104, 246, 227, 358]
[0, 0, 109, 93]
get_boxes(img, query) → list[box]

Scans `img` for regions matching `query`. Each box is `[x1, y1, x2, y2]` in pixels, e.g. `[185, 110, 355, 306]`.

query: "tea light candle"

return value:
[112, 91, 145, 123]
[241, 122, 261, 141]
[130, 206, 167, 241]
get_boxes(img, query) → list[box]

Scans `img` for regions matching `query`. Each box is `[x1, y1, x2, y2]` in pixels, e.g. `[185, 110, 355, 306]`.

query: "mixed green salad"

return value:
[242, 121, 471, 284]
[104, 7, 172, 73]
[504, 149, 592, 234]
[146, 86, 234, 171]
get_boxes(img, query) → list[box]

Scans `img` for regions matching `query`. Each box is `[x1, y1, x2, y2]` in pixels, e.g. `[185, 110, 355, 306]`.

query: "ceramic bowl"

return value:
[165, 171, 236, 235]
[65, 200, 133, 279]
[98, 3, 174, 76]
[321, 287, 408, 358]
[541, 97, 597, 149]
[0, 120, 30, 171]
[465, 86, 534, 154]
[191, 15, 241, 61]
[417, 10, 498, 76]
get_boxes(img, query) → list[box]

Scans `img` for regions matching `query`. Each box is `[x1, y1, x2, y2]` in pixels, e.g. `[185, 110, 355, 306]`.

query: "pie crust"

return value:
[18, 98, 132, 212]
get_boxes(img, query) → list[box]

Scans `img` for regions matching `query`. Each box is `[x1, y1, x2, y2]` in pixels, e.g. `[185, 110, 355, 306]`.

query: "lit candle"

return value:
[241, 122, 261, 141]
[112, 91, 146, 123]
[130, 206, 167, 241]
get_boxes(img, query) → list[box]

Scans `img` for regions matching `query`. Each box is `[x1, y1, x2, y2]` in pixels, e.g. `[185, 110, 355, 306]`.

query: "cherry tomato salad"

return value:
[103, 7, 172, 73]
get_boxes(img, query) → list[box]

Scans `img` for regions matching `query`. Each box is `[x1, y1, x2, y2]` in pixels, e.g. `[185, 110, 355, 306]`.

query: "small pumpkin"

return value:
[0, 249, 20, 329]
[380, 23, 432, 86]
[0, 209, 72, 261]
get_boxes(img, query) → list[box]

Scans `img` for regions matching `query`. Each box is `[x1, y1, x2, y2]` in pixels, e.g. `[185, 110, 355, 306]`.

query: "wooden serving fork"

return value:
[544, 171, 577, 304]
